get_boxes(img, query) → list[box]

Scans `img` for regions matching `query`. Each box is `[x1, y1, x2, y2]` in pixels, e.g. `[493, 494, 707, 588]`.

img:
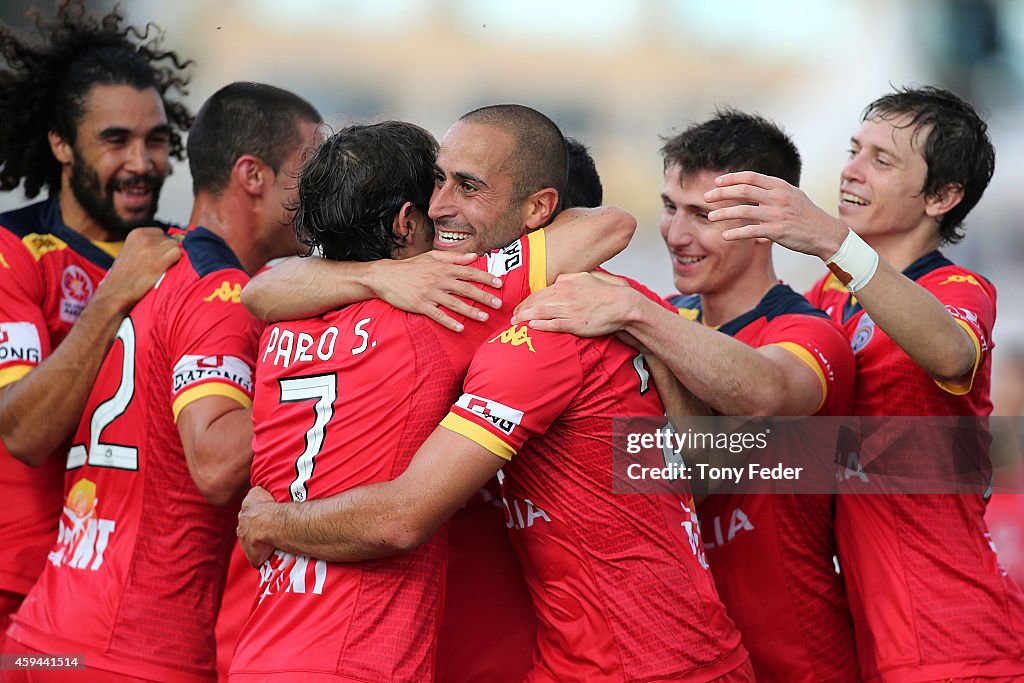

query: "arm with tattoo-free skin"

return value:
[705, 171, 976, 381]
[237, 427, 505, 566]
[241, 206, 636, 329]
[242, 250, 505, 332]
[0, 228, 180, 465]
[512, 272, 824, 416]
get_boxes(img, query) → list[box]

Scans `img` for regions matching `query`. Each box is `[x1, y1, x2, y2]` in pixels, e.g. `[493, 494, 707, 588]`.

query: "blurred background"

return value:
[1, 0, 1022, 414]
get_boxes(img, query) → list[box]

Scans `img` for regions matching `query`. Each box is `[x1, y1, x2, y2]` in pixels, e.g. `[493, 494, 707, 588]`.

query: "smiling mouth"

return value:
[436, 230, 472, 245]
[675, 255, 706, 266]
[840, 191, 868, 206]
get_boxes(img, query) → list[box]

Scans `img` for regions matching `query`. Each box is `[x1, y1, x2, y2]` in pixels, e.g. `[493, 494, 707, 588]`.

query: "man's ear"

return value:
[232, 155, 270, 197]
[925, 182, 964, 221]
[521, 188, 560, 230]
[48, 130, 73, 166]
[392, 201, 419, 244]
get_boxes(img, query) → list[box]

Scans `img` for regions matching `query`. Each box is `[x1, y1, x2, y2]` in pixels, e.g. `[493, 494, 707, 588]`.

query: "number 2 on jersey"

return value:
[67, 318, 139, 471]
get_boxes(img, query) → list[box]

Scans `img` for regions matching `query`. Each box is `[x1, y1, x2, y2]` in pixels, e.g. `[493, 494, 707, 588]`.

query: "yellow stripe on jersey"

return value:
[822, 273, 847, 294]
[526, 229, 547, 293]
[0, 364, 33, 388]
[769, 341, 828, 413]
[934, 318, 982, 396]
[91, 240, 123, 259]
[440, 412, 515, 461]
[677, 308, 700, 321]
[21, 233, 68, 261]
[172, 382, 253, 422]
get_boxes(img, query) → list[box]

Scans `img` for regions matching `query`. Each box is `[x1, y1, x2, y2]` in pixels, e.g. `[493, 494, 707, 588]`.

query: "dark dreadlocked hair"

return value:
[0, 0, 193, 198]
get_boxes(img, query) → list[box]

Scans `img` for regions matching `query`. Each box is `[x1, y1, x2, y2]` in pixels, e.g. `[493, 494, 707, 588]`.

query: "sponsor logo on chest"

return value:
[48, 478, 116, 572]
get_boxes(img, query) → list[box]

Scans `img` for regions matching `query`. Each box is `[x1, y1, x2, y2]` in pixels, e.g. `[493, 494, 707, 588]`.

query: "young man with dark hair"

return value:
[5, 82, 321, 682]
[0, 0, 190, 643]
[230, 111, 636, 681]
[706, 86, 1024, 680]
[513, 109, 860, 681]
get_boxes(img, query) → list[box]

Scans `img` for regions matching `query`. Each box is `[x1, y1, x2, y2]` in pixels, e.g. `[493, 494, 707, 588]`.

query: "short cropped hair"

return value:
[661, 108, 801, 187]
[864, 86, 995, 244]
[187, 82, 321, 196]
[293, 121, 438, 262]
[563, 136, 603, 208]
[459, 104, 567, 204]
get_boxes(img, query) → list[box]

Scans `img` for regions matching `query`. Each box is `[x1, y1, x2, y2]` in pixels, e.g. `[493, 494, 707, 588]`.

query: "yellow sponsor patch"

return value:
[939, 274, 981, 287]
[488, 324, 536, 352]
[203, 281, 242, 303]
[0, 252, 9, 269]
[22, 233, 68, 260]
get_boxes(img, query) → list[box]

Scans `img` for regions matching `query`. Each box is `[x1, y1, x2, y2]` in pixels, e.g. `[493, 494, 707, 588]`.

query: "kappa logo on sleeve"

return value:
[0, 321, 42, 364]
[488, 324, 536, 352]
[940, 274, 982, 287]
[173, 354, 253, 393]
[486, 239, 523, 277]
[457, 393, 524, 436]
[203, 280, 243, 303]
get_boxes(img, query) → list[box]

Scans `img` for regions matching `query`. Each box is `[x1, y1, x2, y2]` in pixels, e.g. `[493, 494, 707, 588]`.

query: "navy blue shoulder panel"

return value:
[843, 250, 959, 323]
[904, 250, 954, 281]
[667, 285, 826, 338]
[0, 198, 116, 269]
[719, 285, 828, 337]
[182, 227, 245, 278]
[667, 292, 701, 312]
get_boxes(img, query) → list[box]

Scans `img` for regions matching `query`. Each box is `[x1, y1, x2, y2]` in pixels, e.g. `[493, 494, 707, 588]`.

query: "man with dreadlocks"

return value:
[0, 0, 190, 647]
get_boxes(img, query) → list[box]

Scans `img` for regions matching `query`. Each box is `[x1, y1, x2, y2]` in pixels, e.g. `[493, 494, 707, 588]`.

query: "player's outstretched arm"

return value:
[178, 396, 254, 506]
[514, 272, 823, 416]
[708, 171, 977, 381]
[541, 206, 636, 284]
[237, 427, 505, 566]
[241, 251, 504, 331]
[0, 229, 180, 465]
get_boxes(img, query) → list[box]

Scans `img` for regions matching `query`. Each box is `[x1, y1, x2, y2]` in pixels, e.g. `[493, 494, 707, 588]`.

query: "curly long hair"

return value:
[0, 0, 193, 198]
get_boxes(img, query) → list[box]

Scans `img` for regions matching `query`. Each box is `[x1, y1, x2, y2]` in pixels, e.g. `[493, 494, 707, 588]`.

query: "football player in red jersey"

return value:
[701, 87, 1024, 682]
[512, 110, 860, 681]
[231, 108, 639, 681]
[5, 83, 322, 682]
[0, 0, 189, 646]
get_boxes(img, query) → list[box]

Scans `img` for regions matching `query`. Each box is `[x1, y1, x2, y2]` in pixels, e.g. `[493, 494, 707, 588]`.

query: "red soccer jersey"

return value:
[230, 232, 547, 682]
[9, 227, 261, 682]
[440, 317, 750, 682]
[436, 477, 537, 683]
[0, 200, 122, 602]
[672, 284, 860, 682]
[807, 252, 1024, 681]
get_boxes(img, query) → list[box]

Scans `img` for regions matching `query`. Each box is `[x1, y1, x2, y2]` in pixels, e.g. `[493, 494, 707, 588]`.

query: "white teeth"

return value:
[841, 192, 867, 206]
[676, 255, 705, 265]
[438, 231, 470, 242]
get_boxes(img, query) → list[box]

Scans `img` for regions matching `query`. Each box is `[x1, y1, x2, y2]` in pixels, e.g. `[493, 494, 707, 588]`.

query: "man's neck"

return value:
[189, 193, 266, 275]
[863, 222, 942, 272]
[699, 264, 778, 329]
[57, 187, 114, 242]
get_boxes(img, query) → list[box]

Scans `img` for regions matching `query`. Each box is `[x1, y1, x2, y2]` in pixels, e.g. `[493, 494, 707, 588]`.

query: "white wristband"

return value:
[824, 228, 879, 293]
